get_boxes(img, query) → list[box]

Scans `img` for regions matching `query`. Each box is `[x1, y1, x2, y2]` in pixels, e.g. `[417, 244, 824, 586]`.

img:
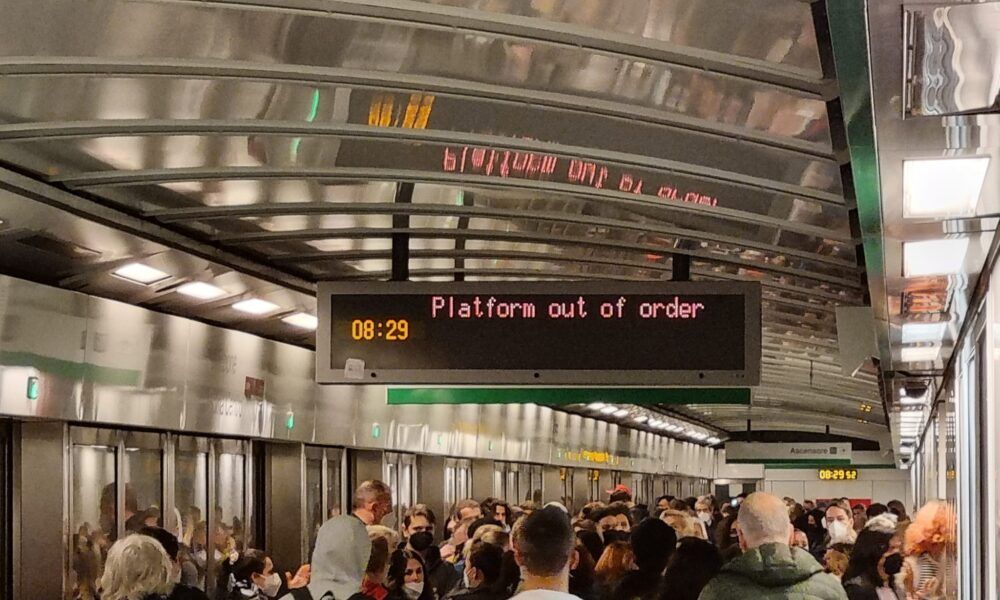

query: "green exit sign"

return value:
[26, 376, 39, 400]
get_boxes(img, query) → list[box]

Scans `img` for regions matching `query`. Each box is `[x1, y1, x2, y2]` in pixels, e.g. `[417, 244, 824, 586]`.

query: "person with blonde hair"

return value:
[100, 534, 175, 600]
[660, 509, 705, 540]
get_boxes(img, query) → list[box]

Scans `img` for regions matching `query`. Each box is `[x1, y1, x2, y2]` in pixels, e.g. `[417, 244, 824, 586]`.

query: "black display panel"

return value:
[316, 281, 761, 385]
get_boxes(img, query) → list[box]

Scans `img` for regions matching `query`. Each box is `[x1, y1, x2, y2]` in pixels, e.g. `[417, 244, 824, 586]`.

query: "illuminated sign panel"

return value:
[818, 468, 859, 481]
[317, 281, 761, 385]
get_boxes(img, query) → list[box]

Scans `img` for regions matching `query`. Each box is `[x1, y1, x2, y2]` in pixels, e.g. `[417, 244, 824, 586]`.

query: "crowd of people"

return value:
[91, 480, 958, 600]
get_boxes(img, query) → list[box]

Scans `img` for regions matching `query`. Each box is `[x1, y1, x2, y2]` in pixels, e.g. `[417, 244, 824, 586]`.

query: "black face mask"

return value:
[409, 531, 435, 552]
[603, 530, 629, 545]
[883, 553, 903, 576]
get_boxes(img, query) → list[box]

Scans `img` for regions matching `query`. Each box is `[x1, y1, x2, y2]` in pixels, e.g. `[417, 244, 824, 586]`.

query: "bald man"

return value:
[699, 492, 846, 600]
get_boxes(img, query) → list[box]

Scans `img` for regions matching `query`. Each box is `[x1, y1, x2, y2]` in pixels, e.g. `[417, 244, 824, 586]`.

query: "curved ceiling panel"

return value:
[0, 0, 882, 441]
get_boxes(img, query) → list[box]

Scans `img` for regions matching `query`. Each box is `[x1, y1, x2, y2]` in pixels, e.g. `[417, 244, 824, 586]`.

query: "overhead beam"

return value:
[0, 59, 834, 158]
[0, 167, 316, 294]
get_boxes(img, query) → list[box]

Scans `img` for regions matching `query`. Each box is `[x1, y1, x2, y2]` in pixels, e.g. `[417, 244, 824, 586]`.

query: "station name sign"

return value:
[317, 281, 761, 385]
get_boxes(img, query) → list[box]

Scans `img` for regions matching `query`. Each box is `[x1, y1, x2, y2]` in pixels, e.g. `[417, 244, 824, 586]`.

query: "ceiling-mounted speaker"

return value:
[836, 306, 878, 377]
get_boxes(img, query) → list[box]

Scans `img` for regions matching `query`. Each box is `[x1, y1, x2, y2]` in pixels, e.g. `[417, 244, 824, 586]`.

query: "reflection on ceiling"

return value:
[0, 0, 885, 440]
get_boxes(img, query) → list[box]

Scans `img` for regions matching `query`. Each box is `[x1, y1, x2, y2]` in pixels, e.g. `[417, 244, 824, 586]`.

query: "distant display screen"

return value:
[316, 281, 761, 385]
[818, 468, 859, 481]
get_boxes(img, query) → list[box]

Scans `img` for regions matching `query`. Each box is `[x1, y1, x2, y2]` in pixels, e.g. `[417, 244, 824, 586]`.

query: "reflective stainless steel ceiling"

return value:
[0, 0, 884, 439]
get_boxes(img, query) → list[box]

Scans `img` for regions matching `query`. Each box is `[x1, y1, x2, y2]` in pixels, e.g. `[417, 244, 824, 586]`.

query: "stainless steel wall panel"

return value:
[84, 299, 185, 430]
[0, 275, 718, 472]
[13, 421, 67, 599]
[312, 385, 359, 447]
[0, 276, 86, 421]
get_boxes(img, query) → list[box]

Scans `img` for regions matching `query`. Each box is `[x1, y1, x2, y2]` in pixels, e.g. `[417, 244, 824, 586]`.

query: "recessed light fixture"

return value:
[177, 281, 227, 300]
[599, 405, 617, 415]
[901, 346, 941, 363]
[281, 312, 318, 330]
[232, 298, 280, 315]
[899, 395, 928, 406]
[706, 437, 721, 445]
[903, 238, 970, 277]
[903, 156, 991, 219]
[588, 402, 606, 410]
[633, 415, 648, 423]
[613, 409, 629, 418]
[113, 262, 171, 285]
[901, 322, 947, 344]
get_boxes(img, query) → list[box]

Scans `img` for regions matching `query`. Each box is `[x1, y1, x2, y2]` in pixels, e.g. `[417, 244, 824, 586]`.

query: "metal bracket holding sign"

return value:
[317, 280, 761, 385]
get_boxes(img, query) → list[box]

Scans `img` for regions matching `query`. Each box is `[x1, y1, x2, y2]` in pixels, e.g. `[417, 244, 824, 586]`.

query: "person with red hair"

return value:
[900, 501, 957, 599]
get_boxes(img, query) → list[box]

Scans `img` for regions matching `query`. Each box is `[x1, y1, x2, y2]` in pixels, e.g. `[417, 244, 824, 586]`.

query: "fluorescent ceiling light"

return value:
[903, 156, 991, 219]
[899, 395, 928, 405]
[232, 298, 280, 315]
[613, 409, 629, 418]
[113, 262, 170, 285]
[177, 281, 226, 300]
[903, 238, 970, 277]
[633, 415, 648, 423]
[282, 312, 318, 330]
[707, 437, 721, 444]
[600, 406, 617, 415]
[902, 322, 947, 344]
[901, 346, 941, 363]
[588, 403, 606, 410]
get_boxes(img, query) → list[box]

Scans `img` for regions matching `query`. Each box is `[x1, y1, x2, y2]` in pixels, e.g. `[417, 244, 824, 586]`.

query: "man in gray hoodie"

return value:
[281, 513, 371, 600]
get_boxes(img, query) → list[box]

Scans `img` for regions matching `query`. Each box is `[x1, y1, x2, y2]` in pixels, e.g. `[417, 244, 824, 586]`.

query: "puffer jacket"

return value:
[698, 543, 847, 600]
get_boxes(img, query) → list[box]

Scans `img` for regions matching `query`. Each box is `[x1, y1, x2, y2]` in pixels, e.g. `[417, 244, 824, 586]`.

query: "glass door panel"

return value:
[325, 448, 344, 519]
[69, 429, 118, 600]
[123, 431, 163, 532]
[175, 436, 209, 591]
[305, 447, 323, 556]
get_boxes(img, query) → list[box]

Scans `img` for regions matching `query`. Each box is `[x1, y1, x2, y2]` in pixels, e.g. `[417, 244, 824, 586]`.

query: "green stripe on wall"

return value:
[727, 458, 853, 466]
[0, 351, 142, 387]
[387, 387, 751, 405]
[764, 463, 899, 470]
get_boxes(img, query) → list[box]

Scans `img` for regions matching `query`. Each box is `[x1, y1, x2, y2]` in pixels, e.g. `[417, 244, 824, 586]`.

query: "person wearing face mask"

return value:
[694, 497, 716, 543]
[444, 542, 507, 600]
[825, 505, 859, 548]
[386, 549, 435, 600]
[220, 550, 309, 600]
[841, 515, 899, 600]
[591, 504, 631, 544]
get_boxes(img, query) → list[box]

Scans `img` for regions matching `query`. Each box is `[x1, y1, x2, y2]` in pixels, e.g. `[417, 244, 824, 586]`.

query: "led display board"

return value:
[317, 281, 760, 385]
[818, 468, 859, 481]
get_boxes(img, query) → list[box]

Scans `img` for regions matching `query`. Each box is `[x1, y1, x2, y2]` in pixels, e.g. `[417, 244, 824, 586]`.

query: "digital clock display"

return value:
[317, 281, 761, 385]
[818, 468, 859, 481]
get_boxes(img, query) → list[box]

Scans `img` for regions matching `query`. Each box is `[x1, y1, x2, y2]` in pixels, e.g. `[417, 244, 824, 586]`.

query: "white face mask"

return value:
[259, 573, 282, 598]
[827, 520, 849, 542]
[404, 581, 424, 599]
[697, 511, 712, 524]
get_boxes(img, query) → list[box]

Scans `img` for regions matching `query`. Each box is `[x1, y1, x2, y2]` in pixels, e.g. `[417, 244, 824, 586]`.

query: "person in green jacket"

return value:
[698, 492, 847, 600]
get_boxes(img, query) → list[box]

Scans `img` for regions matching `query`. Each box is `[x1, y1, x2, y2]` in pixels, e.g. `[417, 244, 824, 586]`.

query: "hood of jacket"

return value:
[721, 543, 825, 587]
[308, 515, 372, 600]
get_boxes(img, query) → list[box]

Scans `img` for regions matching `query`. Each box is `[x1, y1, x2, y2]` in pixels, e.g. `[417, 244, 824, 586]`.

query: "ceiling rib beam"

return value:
[146, 200, 856, 269]
[0, 119, 846, 207]
[236, 227, 862, 288]
[0, 58, 834, 159]
[172, 0, 833, 96]
[50, 167, 855, 243]
[0, 167, 316, 294]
